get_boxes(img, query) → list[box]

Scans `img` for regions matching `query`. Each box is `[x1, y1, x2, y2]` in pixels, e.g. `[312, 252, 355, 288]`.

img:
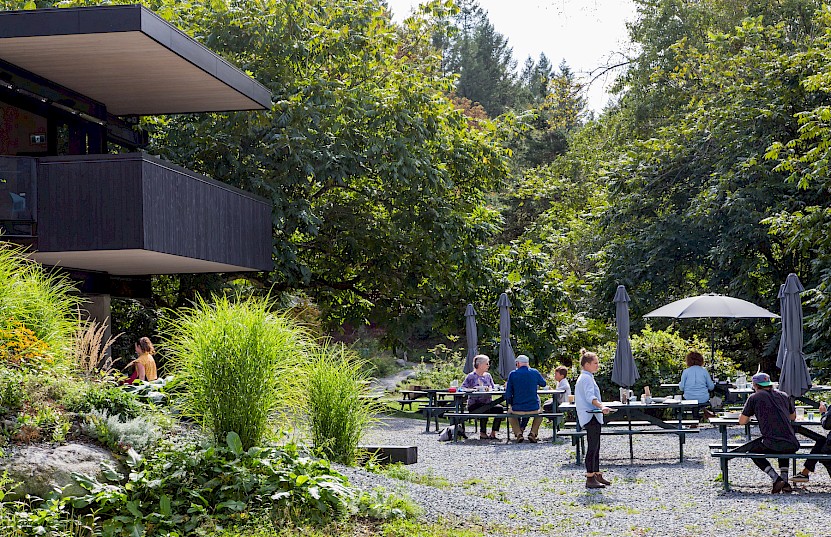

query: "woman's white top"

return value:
[575, 370, 603, 427]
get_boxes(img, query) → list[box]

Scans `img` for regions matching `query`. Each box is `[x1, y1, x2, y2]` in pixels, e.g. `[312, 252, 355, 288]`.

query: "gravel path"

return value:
[369, 360, 424, 392]
[340, 416, 831, 537]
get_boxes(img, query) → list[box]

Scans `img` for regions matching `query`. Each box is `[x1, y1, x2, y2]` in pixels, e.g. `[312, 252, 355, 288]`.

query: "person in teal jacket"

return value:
[505, 354, 546, 443]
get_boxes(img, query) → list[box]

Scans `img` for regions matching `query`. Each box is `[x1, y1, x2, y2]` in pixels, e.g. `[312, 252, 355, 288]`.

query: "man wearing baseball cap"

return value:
[736, 372, 800, 493]
[504, 354, 547, 443]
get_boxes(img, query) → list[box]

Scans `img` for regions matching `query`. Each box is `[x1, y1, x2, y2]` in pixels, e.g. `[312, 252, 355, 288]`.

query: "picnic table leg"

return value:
[679, 433, 684, 462]
[720, 424, 728, 452]
[721, 456, 730, 491]
[575, 421, 583, 465]
[627, 414, 634, 462]
[425, 393, 435, 433]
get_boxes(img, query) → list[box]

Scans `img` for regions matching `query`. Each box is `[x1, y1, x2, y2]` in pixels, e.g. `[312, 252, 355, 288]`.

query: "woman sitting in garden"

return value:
[678, 350, 715, 421]
[461, 354, 504, 439]
[123, 336, 158, 383]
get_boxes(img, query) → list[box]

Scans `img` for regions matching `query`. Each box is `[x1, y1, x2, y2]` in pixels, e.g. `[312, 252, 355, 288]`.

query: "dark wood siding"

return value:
[36, 153, 272, 271]
[140, 157, 272, 271]
[37, 154, 144, 251]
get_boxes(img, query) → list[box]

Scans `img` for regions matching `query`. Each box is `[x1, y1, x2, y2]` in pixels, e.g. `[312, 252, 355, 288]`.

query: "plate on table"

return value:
[651, 397, 666, 403]
[722, 412, 741, 419]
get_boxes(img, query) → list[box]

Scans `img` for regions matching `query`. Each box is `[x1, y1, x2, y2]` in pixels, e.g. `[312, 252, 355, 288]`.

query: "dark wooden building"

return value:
[0, 4, 273, 331]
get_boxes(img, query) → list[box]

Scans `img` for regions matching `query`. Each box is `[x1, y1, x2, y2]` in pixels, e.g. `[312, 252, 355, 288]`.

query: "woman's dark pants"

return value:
[584, 418, 602, 473]
[467, 401, 504, 433]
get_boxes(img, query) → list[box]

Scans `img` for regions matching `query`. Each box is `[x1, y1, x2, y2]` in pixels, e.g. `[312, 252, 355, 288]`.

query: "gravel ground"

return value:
[339, 416, 831, 537]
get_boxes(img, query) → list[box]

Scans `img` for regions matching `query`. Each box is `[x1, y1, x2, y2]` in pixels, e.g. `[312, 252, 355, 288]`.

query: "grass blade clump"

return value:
[301, 342, 380, 465]
[164, 295, 307, 450]
[0, 241, 81, 368]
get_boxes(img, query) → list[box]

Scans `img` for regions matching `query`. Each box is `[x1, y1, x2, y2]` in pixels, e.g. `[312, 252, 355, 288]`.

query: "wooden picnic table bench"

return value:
[397, 389, 429, 411]
[443, 411, 563, 442]
[559, 400, 702, 464]
[709, 417, 830, 491]
[712, 452, 831, 491]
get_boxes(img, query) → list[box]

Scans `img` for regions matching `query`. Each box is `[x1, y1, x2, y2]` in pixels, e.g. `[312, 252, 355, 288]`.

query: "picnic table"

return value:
[709, 415, 831, 491]
[402, 388, 458, 432]
[559, 399, 701, 463]
[441, 388, 564, 442]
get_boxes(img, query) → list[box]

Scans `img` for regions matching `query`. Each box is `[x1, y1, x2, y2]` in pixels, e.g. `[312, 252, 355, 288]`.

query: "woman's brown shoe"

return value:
[595, 473, 612, 486]
[585, 475, 605, 489]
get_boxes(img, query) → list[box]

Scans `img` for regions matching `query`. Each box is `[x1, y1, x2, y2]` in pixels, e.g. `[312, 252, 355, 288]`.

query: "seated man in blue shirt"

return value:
[505, 354, 547, 443]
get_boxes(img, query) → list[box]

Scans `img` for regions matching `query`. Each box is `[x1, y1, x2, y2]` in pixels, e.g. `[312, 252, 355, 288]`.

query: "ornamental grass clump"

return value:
[0, 241, 80, 369]
[300, 342, 380, 465]
[164, 295, 307, 450]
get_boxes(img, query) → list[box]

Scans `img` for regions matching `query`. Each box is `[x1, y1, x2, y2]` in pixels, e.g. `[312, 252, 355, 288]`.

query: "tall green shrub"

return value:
[0, 241, 80, 367]
[164, 295, 307, 449]
[300, 342, 379, 465]
[594, 326, 740, 397]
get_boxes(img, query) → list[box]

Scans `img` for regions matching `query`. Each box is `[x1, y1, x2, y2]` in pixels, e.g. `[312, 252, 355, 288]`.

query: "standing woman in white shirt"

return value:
[575, 348, 611, 489]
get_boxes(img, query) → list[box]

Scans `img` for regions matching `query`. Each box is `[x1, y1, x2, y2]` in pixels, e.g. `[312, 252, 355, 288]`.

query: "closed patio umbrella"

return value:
[463, 303, 478, 374]
[777, 273, 812, 398]
[612, 285, 639, 387]
[497, 293, 516, 381]
[775, 284, 787, 369]
[644, 294, 779, 372]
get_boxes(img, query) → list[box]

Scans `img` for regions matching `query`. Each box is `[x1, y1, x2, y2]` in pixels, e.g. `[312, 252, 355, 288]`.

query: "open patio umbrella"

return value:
[612, 285, 639, 387]
[497, 293, 516, 380]
[463, 304, 478, 374]
[777, 273, 812, 398]
[644, 294, 779, 372]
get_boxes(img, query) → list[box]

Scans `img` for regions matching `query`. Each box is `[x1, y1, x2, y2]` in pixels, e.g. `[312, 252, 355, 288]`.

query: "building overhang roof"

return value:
[30, 249, 262, 276]
[0, 4, 271, 116]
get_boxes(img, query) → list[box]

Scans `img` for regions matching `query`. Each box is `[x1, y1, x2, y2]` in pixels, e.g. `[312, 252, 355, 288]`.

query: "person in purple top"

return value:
[461, 354, 504, 439]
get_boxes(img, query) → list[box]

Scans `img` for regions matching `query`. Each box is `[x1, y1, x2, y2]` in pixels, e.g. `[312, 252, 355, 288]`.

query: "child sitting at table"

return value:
[543, 365, 571, 413]
[461, 354, 504, 439]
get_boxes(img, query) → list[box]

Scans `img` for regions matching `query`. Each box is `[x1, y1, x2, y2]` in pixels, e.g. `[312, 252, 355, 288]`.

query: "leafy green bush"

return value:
[121, 377, 169, 405]
[350, 337, 401, 377]
[0, 242, 81, 367]
[0, 368, 23, 415]
[164, 295, 308, 450]
[355, 487, 422, 520]
[0, 470, 86, 537]
[81, 409, 161, 453]
[407, 344, 466, 387]
[594, 326, 741, 398]
[299, 343, 379, 465]
[69, 433, 355, 534]
[63, 385, 143, 420]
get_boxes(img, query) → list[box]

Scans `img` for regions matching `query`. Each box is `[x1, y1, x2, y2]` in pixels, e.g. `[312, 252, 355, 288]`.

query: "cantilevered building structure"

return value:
[0, 4, 273, 328]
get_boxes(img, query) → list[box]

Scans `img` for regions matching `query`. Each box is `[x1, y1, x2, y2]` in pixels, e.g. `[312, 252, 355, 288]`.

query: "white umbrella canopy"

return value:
[644, 293, 779, 372]
[643, 294, 779, 320]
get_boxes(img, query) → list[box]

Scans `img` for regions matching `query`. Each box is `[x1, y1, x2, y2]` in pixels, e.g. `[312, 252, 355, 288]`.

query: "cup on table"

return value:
[796, 407, 805, 420]
[674, 394, 683, 401]
[568, 394, 575, 403]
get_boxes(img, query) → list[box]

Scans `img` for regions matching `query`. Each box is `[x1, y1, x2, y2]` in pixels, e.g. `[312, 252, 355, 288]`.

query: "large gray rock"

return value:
[0, 443, 123, 499]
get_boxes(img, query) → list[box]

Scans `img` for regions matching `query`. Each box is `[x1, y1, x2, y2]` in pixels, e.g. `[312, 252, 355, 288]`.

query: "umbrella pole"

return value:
[710, 322, 716, 379]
